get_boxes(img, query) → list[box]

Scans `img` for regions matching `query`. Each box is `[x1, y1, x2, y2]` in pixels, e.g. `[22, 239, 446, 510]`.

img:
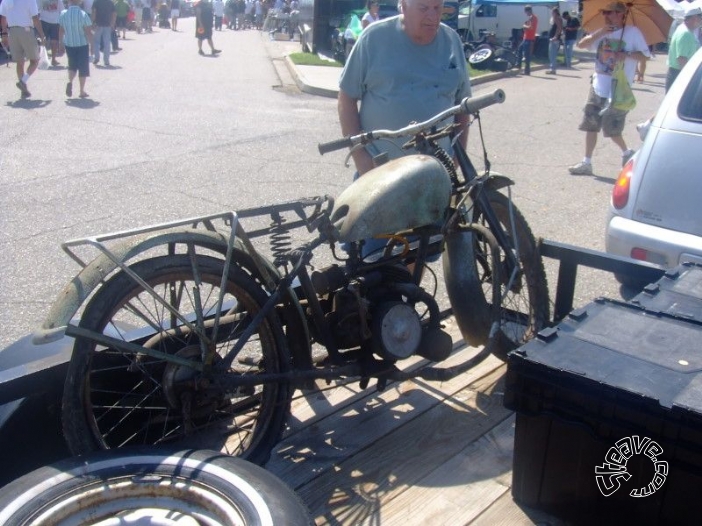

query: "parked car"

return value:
[605, 49, 702, 287]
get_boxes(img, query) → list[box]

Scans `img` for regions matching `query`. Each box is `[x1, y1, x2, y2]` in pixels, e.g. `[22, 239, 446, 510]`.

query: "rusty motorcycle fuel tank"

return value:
[330, 155, 452, 243]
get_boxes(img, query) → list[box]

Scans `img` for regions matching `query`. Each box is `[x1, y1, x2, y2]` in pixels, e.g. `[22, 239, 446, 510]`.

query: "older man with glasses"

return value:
[336, 0, 471, 259]
[338, 0, 471, 178]
[568, 1, 650, 176]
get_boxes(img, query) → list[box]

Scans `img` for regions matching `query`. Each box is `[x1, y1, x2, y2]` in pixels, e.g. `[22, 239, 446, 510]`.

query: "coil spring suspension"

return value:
[433, 146, 459, 184]
[269, 211, 292, 264]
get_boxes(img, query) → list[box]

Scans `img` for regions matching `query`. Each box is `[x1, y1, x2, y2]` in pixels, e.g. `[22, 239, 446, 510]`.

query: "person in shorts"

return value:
[568, 1, 650, 175]
[170, 0, 180, 31]
[58, 0, 93, 98]
[115, 0, 130, 38]
[40, 0, 62, 66]
[0, 0, 48, 98]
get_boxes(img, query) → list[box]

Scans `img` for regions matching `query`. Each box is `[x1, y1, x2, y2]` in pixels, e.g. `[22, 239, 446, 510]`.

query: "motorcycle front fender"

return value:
[483, 172, 513, 192]
[441, 176, 514, 347]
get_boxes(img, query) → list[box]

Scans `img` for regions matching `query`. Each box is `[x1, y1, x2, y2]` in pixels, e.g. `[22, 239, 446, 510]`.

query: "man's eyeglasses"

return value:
[601, 10, 613, 14]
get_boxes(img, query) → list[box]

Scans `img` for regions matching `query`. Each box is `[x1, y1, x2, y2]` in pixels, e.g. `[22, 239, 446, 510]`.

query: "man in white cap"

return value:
[0, 0, 47, 98]
[666, 5, 702, 92]
[568, 1, 650, 175]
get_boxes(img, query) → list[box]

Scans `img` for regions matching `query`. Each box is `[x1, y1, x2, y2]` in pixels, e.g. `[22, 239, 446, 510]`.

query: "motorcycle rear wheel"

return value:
[446, 190, 549, 358]
[62, 254, 291, 466]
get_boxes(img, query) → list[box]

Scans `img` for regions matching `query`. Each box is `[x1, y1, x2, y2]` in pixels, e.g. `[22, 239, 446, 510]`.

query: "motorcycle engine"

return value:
[371, 300, 422, 360]
[312, 264, 432, 360]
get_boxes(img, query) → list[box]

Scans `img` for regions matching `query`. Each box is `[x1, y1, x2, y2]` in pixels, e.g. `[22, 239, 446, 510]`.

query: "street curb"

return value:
[283, 55, 576, 98]
[284, 56, 339, 98]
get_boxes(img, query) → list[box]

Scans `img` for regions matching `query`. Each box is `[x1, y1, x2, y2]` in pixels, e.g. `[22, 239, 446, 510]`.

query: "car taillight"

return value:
[612, 159, 633, 209]
[630, 247, 647, 260]
[630, 247, 667, 266]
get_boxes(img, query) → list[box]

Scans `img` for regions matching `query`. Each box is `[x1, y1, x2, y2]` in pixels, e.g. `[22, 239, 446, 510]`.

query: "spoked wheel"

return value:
[444, 190, 549, 359]
[0, 448, 311, 526]
[62, 254, 291, 466]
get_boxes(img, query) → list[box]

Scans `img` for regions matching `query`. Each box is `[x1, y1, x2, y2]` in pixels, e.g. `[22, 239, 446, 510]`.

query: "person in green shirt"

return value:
[666, 6, 702, 92]
[115, 0, 130, 39]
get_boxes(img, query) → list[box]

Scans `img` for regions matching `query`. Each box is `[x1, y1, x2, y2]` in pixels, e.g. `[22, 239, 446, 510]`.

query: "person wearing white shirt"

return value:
[0, 0, 48, 98]
[361, 0, 379, 29]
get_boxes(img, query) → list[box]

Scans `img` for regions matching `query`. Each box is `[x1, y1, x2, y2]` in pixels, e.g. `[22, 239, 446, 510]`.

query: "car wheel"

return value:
[0, 448, 312, 526]
[468, 48, 494, 70]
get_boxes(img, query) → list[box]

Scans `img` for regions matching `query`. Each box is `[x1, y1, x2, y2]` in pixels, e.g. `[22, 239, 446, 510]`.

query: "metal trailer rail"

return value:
[539, 239, 666, 323]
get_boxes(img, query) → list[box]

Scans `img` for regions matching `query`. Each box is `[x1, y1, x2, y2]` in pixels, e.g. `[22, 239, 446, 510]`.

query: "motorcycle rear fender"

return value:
[32, 230, 312, 370]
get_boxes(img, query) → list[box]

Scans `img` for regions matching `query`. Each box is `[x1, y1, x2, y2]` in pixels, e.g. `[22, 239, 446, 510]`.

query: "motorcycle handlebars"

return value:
[318, 89, 506, 155]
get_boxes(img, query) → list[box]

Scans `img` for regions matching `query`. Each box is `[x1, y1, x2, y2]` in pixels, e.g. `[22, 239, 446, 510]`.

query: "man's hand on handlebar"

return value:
[352, 148, 375, 176]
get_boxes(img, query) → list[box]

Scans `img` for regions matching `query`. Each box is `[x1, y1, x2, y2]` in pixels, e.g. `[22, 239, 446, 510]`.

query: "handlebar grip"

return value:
[318, 137, 354, 155]
[460, 89, 506, 115]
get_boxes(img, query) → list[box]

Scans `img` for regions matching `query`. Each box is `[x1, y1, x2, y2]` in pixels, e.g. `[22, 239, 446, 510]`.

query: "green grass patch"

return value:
[288, 52, 497, 78]
[468, 65, 491, 78]
[289, 52, 343, 67]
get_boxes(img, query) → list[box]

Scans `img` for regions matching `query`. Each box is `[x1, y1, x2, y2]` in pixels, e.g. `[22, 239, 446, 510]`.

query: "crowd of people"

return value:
[3, 0, 700, 181]
[0, 0, 300, 99]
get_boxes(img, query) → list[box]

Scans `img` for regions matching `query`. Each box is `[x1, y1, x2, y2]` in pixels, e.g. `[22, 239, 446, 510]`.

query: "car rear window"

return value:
[679, 62, 702, 122]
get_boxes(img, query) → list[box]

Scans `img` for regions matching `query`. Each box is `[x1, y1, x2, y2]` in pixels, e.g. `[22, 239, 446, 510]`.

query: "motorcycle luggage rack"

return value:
[52, 197, 333, 349]
[60, 196, 332, 269]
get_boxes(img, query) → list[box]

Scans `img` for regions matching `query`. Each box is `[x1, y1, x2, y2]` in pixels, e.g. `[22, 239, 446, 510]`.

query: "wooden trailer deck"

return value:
[264, 318, 564, 525]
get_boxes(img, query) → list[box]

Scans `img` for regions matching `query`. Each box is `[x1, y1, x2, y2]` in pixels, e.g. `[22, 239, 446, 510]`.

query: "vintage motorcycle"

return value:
[34, 89, 549, 466]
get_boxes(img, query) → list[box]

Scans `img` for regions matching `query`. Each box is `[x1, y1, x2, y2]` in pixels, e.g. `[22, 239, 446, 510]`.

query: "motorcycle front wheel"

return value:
[0, 448, 311, 526]
[444, 190, 549, 358]
[62, 254, 291, 466]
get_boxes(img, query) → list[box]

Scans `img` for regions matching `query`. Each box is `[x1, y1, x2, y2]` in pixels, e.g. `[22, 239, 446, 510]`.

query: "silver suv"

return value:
[605, 49, 702, 286]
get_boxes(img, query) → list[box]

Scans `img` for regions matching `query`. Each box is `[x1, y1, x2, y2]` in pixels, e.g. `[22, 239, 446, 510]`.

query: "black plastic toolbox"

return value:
[505, 297, 702, 525]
